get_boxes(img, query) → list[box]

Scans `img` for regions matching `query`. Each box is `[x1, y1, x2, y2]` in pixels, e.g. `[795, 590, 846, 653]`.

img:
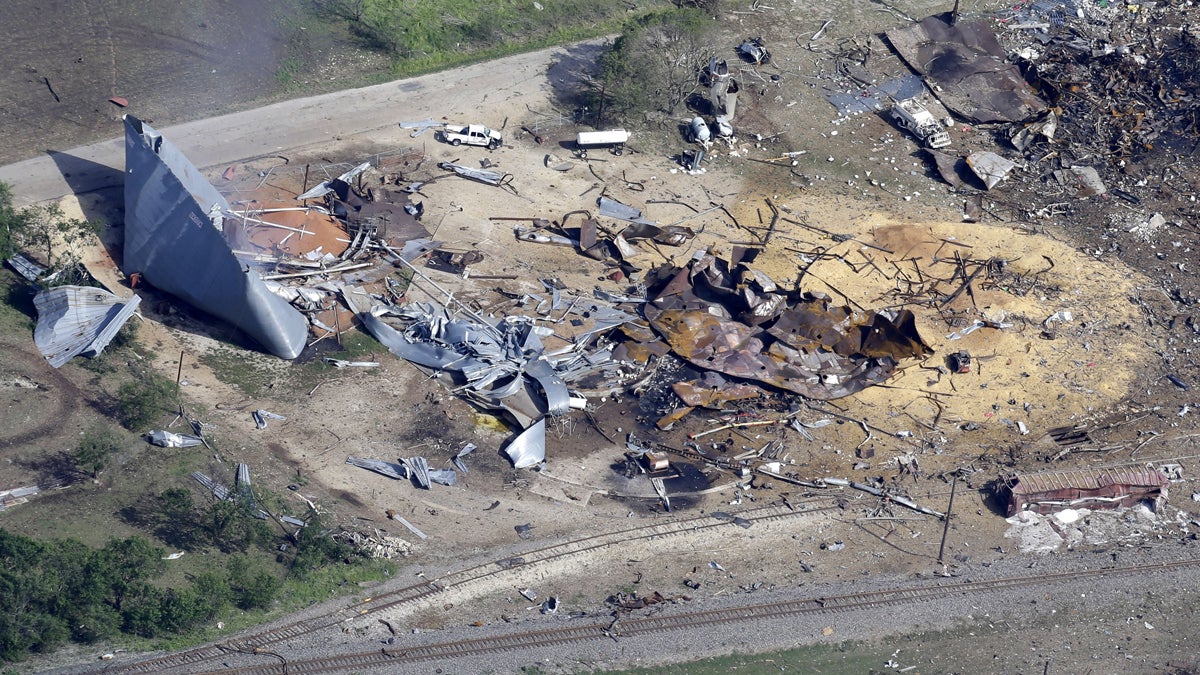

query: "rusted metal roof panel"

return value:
[1010, 467, 1169, 496]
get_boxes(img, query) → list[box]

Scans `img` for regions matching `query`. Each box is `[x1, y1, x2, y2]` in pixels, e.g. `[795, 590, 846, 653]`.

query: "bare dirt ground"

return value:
[4, 1, 1200, 673]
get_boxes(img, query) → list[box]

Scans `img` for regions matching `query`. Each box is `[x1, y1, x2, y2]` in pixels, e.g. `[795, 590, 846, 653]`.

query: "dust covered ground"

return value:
[4, 1, 1200, 673]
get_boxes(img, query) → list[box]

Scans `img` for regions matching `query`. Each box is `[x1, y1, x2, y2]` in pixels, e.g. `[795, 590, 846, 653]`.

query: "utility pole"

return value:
[937, 474, 958, 566]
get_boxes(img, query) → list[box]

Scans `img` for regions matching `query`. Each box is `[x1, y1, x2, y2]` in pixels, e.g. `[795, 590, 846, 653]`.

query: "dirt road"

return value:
[0, 41, 594, 208]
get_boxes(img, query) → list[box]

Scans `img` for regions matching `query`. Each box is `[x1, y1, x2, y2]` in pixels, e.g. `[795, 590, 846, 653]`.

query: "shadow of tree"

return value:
[117, 492, 206, 551]
[16, 450, 84, 488]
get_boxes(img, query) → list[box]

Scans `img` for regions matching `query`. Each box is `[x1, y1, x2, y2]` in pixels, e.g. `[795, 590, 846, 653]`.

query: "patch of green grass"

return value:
[199, 345, 286, 398]
[328, 329, 385, 361]
[275, 56, 306, 90]
[0, 271, 36, 332]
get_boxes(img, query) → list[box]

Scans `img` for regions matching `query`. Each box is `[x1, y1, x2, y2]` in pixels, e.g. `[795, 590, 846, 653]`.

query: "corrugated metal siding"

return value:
[33, 286, 141, 368]
[1007, 466, 1169, 516]
[1010, 467, 1168, 496]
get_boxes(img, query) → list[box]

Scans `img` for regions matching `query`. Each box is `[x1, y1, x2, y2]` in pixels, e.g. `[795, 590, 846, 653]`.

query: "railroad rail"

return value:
[204, 557, 1200, 674]
[106, 497, 841, 673]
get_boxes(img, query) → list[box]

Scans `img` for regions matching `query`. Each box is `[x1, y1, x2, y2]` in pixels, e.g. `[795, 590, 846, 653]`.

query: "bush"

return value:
[228, 555, 281, 610]
[116, 370, 179, 432]
[288, 516, 358, 579]
[72, 425, 123, 479]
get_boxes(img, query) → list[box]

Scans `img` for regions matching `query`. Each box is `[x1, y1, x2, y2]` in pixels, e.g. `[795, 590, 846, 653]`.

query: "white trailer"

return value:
[575, 129, 630, 157]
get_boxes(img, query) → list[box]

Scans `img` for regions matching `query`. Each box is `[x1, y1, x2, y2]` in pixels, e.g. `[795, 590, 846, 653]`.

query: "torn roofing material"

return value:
[122, 115, 308, 359]
[886, 15, 1048, 123]
[1006, 467, 1170, 516]
[33, 285, 141, 368]
[340, 286, 631, 424]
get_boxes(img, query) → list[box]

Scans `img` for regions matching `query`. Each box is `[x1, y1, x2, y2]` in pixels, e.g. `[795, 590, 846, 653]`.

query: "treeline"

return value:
[0, 507, 354, 663]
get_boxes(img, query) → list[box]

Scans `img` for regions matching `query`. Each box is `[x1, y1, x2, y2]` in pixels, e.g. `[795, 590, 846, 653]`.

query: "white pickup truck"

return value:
[438, 124, 502, 149]
[891, 99, 951, 149]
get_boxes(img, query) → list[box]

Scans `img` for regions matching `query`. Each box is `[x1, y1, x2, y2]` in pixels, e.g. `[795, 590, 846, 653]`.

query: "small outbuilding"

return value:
[1005, 466, 1170, 516]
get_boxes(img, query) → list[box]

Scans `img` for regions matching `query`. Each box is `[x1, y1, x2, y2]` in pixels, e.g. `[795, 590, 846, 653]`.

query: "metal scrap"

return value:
[32, 286, 142, 368]
[886, 15, 1048, 123]
[642, 251, 931, 400]
[146, 430, 203, 448]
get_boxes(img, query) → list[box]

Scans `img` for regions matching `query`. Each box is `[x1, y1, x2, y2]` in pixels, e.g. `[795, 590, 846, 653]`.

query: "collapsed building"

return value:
[121, 115, 431, 360]
[1005, 467, 1170, 516]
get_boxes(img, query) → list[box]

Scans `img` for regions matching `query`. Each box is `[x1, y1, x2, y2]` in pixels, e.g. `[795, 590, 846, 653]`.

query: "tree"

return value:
[203, 499, 273, 553]
[18, 202, 98, 272]
[0, 182, 34, 260]
[115, 369, 179, 432]
[0, 182, 98, 273]
[93, 537, 165, 613]
[227, 555, 281, 610]
[71, 425, 122, 479]
[596, 9, 715, 123]
[287, 514, 357, 578]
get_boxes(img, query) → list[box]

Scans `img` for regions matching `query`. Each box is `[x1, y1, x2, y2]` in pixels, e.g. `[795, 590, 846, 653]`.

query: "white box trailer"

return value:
[575, 129, 630, 157]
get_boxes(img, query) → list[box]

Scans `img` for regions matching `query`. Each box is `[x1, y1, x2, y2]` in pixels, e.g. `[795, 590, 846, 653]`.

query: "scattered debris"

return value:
[253, 409, 287, 429]
[145, 430, 203, 448]
[0, 485, 40, 512]
[738, 37, 771, 65]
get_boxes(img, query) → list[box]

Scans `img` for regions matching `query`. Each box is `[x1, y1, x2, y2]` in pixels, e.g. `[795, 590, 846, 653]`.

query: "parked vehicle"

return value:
[890, 99, 951, 149]
[438, 124, 503, 149]
[575, 129, 630, 158]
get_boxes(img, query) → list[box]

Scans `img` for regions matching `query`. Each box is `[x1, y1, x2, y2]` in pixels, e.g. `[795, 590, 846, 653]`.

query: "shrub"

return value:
[116, 371, 179, 432]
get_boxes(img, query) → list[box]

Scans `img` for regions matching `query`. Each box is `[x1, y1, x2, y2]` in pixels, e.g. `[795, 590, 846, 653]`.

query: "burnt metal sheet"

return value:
[824, 74, 927, 116]
[672, 372, 763, 408]
[33, 285, 142, 368]
[123, 115, 308, 359]
[886, 15, 1048, 123]
[646, 253, 931, 400]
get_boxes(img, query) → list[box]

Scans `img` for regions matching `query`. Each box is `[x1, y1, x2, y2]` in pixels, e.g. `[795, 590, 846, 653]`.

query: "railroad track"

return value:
[106, 497, 840, 673]
[206, 557, 1200, 675]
